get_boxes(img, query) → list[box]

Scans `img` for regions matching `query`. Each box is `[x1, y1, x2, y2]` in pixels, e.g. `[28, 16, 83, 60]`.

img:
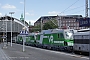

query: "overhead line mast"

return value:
[85, 0, 88, 17]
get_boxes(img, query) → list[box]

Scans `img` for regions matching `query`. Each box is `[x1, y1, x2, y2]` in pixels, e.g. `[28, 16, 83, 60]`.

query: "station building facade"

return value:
[0, 16, 29, 42]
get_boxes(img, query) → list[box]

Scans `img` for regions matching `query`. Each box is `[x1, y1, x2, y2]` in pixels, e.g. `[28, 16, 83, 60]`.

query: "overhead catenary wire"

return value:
[64, 5, 85, 13]
[59, 0, 80, 14]
[71, 9, 85, 14]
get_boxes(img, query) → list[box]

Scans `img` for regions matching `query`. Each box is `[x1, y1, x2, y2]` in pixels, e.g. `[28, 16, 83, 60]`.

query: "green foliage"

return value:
[30, 19, 58, 32]
[43, 19, 58, 30]
[30, 24, 41, 32]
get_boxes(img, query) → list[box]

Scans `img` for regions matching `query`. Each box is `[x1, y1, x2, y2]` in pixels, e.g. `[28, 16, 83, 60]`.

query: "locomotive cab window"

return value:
[60, 33, 64, 38]
[58, 33, 64, 38]
[58, 34, 60, 38]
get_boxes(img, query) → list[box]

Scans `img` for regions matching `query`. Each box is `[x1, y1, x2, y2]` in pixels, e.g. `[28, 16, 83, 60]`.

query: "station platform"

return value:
[0, 43, 10, 60]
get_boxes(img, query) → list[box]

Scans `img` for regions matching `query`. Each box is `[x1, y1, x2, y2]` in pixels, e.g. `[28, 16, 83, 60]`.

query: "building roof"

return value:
[35, 16, 57, 23]
[0, 16, 29, 26]
[63, 15, 82, 17]
[0, 16, 15, 20]
[35, 15, 82, 23]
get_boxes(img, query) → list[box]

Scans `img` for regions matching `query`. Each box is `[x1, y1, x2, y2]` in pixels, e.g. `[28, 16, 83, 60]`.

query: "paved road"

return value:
[0, 43, 89, 60]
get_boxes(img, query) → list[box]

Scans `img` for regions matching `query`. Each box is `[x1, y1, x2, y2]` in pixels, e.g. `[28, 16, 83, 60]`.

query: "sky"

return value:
[0, 0, 88, 25]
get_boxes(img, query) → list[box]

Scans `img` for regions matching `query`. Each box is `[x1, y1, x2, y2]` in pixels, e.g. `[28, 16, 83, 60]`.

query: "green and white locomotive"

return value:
[25, 33, 37, 46]
[16, 35, 23, 44]
[17, 29, 76, 51]
[36, 29, 75, 51]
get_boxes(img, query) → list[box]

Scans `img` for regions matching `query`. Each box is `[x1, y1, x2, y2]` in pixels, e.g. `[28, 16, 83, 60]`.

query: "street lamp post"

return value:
[9, 12, 15, 47]
[5, 15, 7, 46]
[21, 0, 26, 52]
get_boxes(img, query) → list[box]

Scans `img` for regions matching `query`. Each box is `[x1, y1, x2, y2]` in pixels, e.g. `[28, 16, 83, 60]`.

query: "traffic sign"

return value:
[2, 36, 6, 39]
[76, 18, 90, 27]
[20, 30, 28, 35]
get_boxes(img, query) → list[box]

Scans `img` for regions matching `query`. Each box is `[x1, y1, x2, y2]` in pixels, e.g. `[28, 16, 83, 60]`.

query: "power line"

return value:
[64, 5, 85, 13]
[71, 9, 85, 14]
[59, 0, 80, 14]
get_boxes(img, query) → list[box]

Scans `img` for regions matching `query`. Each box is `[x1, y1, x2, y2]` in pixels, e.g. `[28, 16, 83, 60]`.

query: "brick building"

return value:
[34, 15, 85, 30]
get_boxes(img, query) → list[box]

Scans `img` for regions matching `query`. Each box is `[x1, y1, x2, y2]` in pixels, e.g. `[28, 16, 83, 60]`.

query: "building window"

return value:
[74, 23, 76, 26]
[66, 21, 67, 23]
[66, 23, 67, 25]
[71, 23, 73, 26]
[63, 24, 65, 26]
[72, 20, 74, 22]
[68, 23, 70, 26]
[63, 21, 65, 23]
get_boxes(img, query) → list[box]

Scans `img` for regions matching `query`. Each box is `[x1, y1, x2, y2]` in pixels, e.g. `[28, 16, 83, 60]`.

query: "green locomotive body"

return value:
[17, 29, 76, 51]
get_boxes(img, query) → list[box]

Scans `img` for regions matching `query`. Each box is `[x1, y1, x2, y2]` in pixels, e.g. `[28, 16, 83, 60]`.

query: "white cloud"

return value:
[25, 12, 34, 16]
[48, 11, 66, 16]
[20, 2, 24, 4]
[25, 12, 30, 15]
[2, 4, 16, 9]
[26, 19, 37, 25]
[30, 14, 34, 16]
[29, 10, 34, 13]
[48, 11, 60, 15]
[0, 13, 2, 16]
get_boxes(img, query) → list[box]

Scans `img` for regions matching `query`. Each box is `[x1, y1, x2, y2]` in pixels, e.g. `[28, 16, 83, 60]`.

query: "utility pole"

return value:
[85, 0, 88, 17]
[88, 0, 90, 60]
[22, 0, 26, 52]
[5, 15, 7, 46]
[24, 0, 25, 26]
[41, 18, 43, 31]
[57, 15, 61, 29]
[89, 0, 90, 17]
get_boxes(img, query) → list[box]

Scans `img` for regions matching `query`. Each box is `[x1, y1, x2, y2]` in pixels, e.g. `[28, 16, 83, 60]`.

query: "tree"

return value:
[43, 19, 58, 30]
[29, 24, 41, 32]
[29, 18, 58, 32]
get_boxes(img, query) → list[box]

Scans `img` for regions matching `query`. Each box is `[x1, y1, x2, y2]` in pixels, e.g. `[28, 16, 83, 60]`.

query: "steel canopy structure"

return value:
[0, 16, 29, 43]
